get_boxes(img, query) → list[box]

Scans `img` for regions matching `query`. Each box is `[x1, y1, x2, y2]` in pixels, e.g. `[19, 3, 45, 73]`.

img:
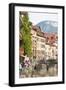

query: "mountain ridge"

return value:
[37, 20, 58, 33]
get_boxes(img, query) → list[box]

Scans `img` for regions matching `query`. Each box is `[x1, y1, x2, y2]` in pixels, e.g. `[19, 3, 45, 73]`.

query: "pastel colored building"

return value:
[31, 25, 58, 61]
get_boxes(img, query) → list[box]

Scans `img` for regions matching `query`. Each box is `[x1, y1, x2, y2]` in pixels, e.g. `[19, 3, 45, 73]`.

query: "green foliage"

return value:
[20, 12, 32, 57]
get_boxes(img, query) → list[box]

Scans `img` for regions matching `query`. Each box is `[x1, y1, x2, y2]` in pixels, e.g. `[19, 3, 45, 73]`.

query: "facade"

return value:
[36, 36, 46, 60]
[31, 25, 58, 61]
[45, 33, 58, 60]
[45, 43, 58, 60]
[31, 26, 46, 60]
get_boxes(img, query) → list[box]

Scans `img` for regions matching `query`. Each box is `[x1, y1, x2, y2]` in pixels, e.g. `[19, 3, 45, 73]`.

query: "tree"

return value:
[19, 12, 32, 57]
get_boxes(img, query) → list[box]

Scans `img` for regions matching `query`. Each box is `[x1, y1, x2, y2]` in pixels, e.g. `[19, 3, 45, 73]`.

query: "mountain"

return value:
[37, 21, 58, 33]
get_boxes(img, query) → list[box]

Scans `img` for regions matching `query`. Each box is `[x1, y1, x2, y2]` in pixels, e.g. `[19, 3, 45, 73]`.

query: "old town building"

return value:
[31, 25, 58, 61]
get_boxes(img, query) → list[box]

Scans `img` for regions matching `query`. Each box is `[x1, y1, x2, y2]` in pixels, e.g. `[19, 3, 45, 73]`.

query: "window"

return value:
[41, 39, 45, 42]
[51, 36, 54, 39]
[42, 51, 45, 54]
[41, 44, 45, 48]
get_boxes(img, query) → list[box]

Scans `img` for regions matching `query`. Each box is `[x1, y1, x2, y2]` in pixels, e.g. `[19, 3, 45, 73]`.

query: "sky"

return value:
[28, 12, 58, 25]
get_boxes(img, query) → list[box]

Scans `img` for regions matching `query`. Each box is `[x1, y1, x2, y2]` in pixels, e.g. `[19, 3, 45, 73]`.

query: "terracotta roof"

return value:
[32, 25, 41, 31]
[32, 25, 58, 45]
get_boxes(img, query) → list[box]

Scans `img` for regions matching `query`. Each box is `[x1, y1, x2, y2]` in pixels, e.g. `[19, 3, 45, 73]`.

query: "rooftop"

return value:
[32, 25, 58, 45]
